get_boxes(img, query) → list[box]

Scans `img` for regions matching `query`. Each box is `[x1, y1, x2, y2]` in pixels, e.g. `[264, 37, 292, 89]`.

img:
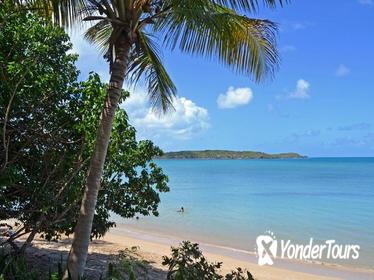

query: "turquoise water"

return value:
[121, 158, 374, 268]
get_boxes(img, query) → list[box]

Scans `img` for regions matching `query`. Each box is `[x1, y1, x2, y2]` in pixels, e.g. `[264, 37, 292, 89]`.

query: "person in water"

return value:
[177, 206, 185, 213]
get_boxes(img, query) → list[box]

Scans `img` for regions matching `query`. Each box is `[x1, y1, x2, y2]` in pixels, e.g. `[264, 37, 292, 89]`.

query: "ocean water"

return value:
[119, 158, 374, 269]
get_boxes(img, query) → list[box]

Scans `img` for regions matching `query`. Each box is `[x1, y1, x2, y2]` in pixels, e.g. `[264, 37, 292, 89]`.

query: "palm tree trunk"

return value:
[66, 40, 131, 279]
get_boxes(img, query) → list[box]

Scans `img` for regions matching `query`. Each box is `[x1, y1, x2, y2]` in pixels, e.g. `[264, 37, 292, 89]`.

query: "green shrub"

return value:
[0, 249, 90, 280]
[106, 247, 143, 280]
[162, 241, 254, 280]
[225, 267, 254, 280]
[0, 253, 39, 280]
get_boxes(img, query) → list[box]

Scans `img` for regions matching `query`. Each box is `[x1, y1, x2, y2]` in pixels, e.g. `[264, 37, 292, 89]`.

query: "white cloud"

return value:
[217, 87, 253, 109]
[69, 30, 97, 56]
[358, 0, 373, 5]
[288, 79, 311, 99]
[338, 122, 372, 131]
[292, 129, 321, 139]
[280, 21, 315, 32]
[335, 64, 350, 77]
[267, 103, 291, 118]
[280, 45, 297, 52]
[121, 90, 209, 140]
[68, 30, 111, 82]
[292, 23, 306, 30]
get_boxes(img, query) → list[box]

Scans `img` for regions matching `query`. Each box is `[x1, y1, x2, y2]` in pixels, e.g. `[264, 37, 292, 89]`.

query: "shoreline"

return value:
[107, 224, 374, 280]
[116, 222, 373, 271]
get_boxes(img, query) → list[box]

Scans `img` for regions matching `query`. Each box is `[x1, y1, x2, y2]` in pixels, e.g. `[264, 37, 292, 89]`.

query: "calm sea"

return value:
[119, 158, 374, 269]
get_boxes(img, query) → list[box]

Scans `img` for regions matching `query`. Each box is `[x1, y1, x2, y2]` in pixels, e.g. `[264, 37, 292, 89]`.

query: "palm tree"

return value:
[15, 0, 286, 278]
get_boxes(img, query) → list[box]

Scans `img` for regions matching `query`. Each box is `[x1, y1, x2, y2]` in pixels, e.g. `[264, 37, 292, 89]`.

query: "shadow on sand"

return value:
[18, 238, 167, 279]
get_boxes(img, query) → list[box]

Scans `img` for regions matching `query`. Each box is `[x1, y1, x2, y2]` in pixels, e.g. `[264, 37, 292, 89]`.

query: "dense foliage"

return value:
[162, 241, 255, 280]
[0, 6, 168, 249]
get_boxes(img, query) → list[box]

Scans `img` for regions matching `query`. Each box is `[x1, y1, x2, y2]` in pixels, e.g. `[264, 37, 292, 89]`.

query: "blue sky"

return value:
[71, 0, 374, 157]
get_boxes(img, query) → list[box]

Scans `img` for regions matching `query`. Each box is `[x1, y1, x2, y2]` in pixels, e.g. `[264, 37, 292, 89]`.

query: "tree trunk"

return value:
[66, 40, 130, 279]
[19, 227, 37, 254]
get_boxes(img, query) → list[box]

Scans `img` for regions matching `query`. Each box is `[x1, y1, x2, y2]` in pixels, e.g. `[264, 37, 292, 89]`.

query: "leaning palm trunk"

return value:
[66, 40, 131, 279]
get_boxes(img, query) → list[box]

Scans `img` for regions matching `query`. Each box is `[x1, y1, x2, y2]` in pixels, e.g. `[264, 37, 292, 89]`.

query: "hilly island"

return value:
[158, 150, 306, 159]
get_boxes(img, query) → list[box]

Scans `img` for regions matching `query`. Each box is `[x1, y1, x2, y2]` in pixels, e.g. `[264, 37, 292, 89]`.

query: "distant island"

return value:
[158, 150, 307, 159]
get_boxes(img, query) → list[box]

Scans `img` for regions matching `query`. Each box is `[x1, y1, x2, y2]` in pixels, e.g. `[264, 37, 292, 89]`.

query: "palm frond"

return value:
[19, 0, 92, 27]
[84, 19, 112, 54]
[211, 0, 288, 12]
[156, 0, 279, 81]
[17, 0, 117, 28]
[127, 32, 176, 112]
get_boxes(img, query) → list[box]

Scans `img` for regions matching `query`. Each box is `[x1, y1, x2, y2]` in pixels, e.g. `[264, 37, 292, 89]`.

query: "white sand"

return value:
[103, 225, 374, 280]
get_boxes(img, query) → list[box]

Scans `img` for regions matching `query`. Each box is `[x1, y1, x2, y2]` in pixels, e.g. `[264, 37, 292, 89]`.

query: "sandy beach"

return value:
[106, 225, 374, 280]
[18, 225, 374, 280]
